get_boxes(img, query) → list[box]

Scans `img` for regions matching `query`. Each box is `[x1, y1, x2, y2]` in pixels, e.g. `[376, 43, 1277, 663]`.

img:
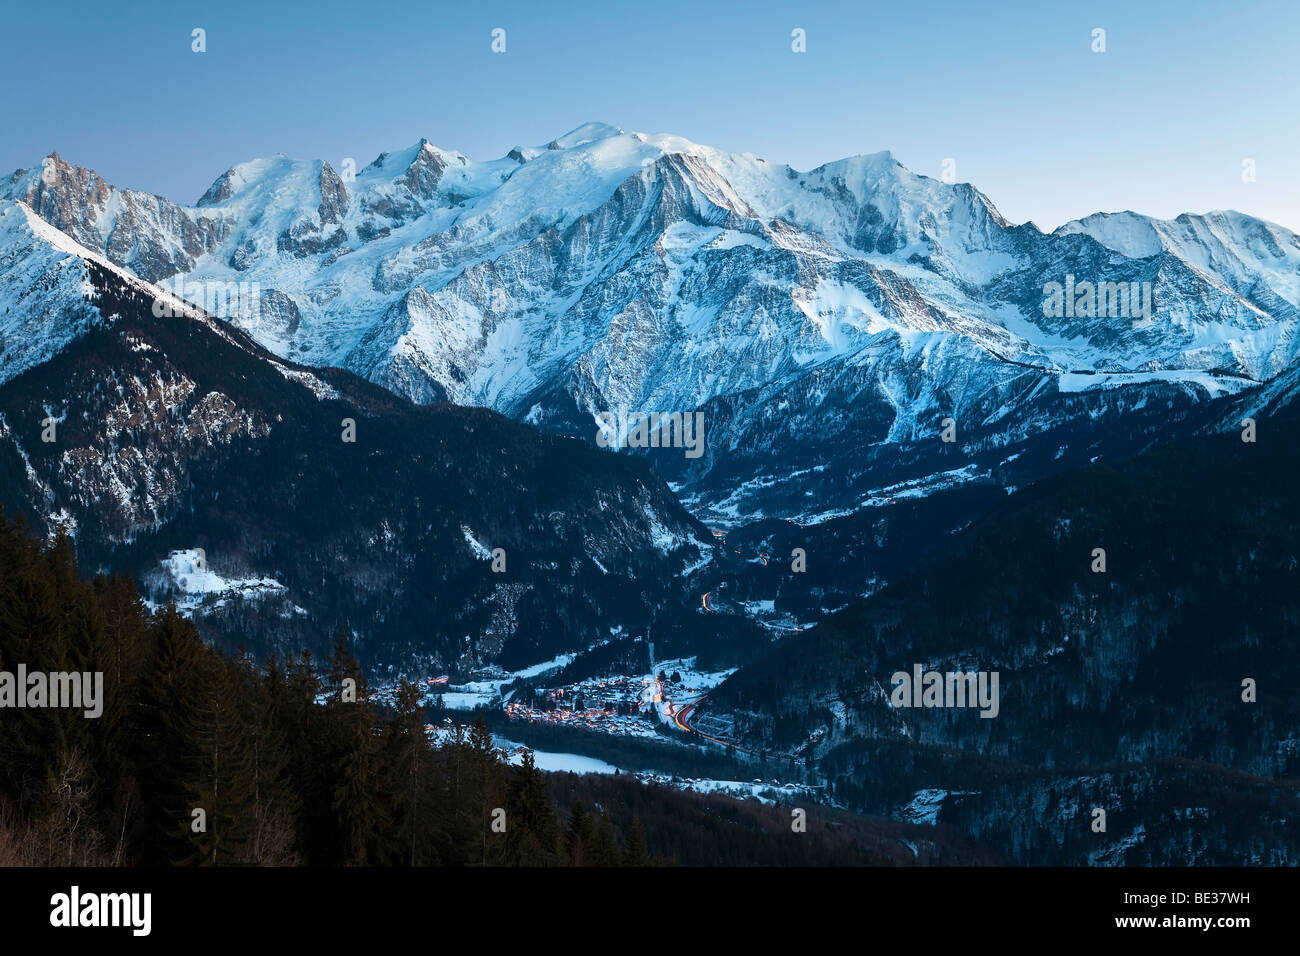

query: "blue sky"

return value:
[2, 0, 1297, 231]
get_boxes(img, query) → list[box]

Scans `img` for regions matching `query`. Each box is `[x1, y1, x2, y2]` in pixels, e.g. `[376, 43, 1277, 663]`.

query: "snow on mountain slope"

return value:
[5, 125, 1299, 519]
[1058, 209, 1300, 308]
[0, 201, 101, 384]
[0, 199, 243, 386]
[0, 199, 340, 397]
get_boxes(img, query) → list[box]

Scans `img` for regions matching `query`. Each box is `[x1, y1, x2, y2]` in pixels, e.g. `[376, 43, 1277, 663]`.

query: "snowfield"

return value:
[150, 549, 289, 613]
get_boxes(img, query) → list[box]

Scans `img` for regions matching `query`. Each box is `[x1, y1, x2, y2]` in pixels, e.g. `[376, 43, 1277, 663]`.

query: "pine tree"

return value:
[282, 649, 331, 863]
[0, 529, 63, 807]
[506, 749, 560, 865]
[384, 679, 440, 865]
[323, 630, 396, 864]
[132, 607, 210, 865]
[463, 717, 507, 866]
[240, 655, 300, 865]
[88, 572, 150, 824]
[622, 816, 651, 866]
[590, 813, 622, 867]
[567, 800, 595, 865]
[178, 656, 257, 866]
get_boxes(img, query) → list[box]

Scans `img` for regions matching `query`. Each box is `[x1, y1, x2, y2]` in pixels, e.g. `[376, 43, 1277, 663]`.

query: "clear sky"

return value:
[2, 0, 1298, 231]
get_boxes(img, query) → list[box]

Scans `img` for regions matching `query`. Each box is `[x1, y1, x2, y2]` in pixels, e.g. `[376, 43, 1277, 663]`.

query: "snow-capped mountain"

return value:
[4, 124, 1299, 521]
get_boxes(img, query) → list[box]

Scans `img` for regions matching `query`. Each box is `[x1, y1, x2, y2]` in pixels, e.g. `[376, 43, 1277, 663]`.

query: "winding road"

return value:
[670, 694, 758, 754]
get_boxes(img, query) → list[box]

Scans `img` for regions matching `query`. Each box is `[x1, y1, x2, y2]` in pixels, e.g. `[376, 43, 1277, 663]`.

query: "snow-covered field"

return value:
[150, 548, 290, 613]
[495, 738, 620, 775]
[649, 657, 736, 694]
[633, 772, 818, 806]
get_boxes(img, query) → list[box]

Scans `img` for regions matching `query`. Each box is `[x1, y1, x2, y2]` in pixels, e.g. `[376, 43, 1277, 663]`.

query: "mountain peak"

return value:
[197, 166, 239, 207]
[546, 122, 626, 151]
[39, 151, 86, 182]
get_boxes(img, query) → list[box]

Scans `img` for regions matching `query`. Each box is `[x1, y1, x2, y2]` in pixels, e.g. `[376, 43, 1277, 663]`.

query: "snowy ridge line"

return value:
[5, 200, 340, 401]
[16, 200, 218, 330]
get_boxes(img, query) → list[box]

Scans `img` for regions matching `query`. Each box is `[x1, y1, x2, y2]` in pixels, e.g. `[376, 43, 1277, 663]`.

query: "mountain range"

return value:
[6, 122, 1298, 529]
[5, 121, 1300, 662]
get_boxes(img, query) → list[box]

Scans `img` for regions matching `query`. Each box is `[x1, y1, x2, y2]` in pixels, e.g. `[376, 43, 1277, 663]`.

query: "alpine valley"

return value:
[2, 124, 1298, 866]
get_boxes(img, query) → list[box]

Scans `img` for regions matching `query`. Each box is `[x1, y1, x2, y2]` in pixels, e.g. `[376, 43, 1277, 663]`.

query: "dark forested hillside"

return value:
[705, 395, 1300, 864]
